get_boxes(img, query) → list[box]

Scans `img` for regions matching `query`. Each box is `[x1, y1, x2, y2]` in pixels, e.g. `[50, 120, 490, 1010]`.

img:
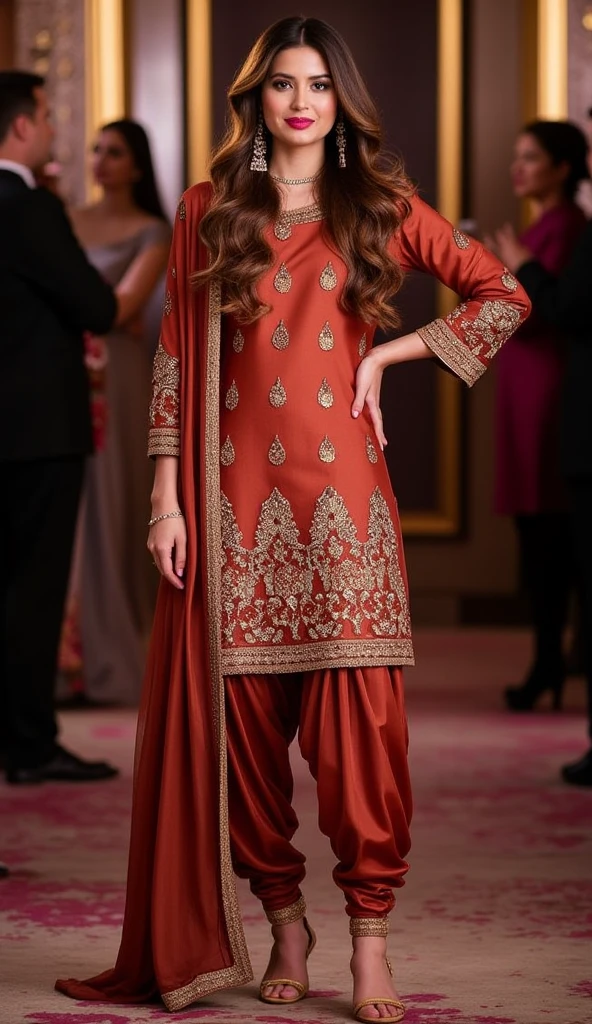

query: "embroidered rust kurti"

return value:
[149, 194, 530, 675]
[55, 185, 530, 1013]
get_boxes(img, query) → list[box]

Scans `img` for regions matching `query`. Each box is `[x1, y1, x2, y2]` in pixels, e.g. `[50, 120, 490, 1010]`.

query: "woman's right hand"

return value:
[147, 516, 187, 590]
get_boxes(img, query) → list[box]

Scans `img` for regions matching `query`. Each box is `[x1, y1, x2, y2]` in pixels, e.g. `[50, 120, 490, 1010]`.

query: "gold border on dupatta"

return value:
[162, 280, 252, 1011]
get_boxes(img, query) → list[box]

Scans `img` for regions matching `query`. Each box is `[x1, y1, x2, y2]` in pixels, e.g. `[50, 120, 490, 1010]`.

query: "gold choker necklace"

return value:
[270, 170, 321, 186]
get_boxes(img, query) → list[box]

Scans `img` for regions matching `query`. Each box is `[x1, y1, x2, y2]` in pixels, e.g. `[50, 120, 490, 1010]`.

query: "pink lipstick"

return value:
[285, 118, 314, 130]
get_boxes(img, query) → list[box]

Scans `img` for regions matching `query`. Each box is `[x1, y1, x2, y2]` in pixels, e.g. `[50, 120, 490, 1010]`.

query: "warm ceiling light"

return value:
[583, 7, 592, 29]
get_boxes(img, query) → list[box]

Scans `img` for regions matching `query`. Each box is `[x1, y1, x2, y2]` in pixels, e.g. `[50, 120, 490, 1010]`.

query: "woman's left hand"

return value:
[352, 350, 387, 450]
[485, 224, 533, 273]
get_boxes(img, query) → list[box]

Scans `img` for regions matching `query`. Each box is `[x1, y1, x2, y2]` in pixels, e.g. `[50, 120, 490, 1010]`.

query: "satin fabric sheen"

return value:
[226, 667, 412, 918]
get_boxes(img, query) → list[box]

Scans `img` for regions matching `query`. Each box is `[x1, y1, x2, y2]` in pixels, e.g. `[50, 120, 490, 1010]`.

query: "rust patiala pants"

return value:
[225, 666, 412, 924]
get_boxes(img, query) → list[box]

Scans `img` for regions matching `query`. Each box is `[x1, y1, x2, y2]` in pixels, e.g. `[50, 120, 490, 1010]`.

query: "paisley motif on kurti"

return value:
[148, 195, 531, 671]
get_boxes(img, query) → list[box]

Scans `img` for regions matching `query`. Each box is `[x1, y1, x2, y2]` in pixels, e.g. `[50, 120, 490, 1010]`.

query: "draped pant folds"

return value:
[226, 666, 413, 921]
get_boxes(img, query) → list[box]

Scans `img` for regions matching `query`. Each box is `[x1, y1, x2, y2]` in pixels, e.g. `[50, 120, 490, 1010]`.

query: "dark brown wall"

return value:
[211, 1, 441, 513]
[0, 0, 15, 69]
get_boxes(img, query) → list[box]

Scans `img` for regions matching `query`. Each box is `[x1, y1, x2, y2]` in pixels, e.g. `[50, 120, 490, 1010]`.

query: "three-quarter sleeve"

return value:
[392, 196, 532, 386]
[147, 197, 186, 457]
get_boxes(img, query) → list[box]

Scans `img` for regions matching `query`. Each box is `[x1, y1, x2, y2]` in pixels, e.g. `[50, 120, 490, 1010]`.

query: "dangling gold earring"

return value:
[250, 112, 268, 172]
[336, 114, 346, 169]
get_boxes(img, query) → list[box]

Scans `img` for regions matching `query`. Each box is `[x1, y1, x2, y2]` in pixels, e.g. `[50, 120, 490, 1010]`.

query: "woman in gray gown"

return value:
[61, 120, 170, 705]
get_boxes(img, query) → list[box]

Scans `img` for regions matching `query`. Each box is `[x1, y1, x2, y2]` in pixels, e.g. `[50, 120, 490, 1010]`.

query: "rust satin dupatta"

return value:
[56, 182, 253, 1010]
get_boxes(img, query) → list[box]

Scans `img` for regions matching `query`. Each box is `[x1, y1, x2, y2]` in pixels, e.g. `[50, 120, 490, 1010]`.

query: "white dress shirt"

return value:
[0, 159, 36, 188]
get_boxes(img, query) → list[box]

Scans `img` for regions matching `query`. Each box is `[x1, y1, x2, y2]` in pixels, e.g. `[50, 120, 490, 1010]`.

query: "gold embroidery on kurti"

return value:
[359, 334, 367, 356]
[225, 380, 239, 411]
[178, 197, 186, 220]
[501, 269, 519, 292]
[272, 320, 290, 350]
[232, 329, 245, 353]
[220, 436, 235, 466]
[220, 486, 412, 653]
[274, 262, 292, 293]
[163, 290, 172, 316]
[319, 436, 336, 462]
[417, 318, 483, 387]
[318, 321, 334, 351]
[274, 203, 323, 240]
[320, 261, 338, 290]
[269, 377, 287, 407]
[268, 436, 286, 465]
[171, 267, 177, 278]
[221, 638, 415, 673]
[366, 436, 378, 464]
[149, 340, 180, 428]
[317, 378, 334, 408]
[453, 227, 470, 249]
[448, 300, 523, 360]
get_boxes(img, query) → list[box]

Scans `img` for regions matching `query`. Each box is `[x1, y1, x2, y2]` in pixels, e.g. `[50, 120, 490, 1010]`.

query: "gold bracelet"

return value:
[148, 509, 184, 528]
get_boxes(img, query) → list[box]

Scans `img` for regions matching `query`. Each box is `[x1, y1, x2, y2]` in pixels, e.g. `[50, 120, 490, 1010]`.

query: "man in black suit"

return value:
[0, 71, 119, 783]
[494, 140, 592, 787]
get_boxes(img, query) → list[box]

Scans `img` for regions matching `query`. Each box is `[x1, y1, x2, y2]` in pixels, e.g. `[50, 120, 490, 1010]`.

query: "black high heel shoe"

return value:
[504, 671, 564, 711]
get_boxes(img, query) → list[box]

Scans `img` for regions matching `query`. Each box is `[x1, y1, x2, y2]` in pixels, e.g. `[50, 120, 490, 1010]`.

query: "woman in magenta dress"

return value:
[491, 121, 588, 710]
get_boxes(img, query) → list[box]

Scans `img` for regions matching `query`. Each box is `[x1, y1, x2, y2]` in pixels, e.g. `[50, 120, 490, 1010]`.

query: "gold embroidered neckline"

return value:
[274, 203, 324, 240]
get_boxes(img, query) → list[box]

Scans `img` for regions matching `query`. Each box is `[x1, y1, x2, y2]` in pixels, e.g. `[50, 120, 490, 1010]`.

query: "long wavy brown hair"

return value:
[193, 16, 415, 329]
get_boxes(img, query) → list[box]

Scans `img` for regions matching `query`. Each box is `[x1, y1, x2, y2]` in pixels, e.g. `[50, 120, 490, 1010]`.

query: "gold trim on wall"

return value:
[84, 0, 125, 200]
[186, 0, 212, 185]
[401, 0, 464, 537]
[537, 0, 568, 118]
[520, 0, 568, 227]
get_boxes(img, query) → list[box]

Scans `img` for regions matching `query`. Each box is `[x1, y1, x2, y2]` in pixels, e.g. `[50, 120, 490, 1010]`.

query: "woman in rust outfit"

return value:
[56, 17, 530, 1023]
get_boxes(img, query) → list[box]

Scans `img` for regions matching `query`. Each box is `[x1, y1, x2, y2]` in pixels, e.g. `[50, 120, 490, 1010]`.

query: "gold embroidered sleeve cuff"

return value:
[147, 427, 180, 457]
[417, 317, 484, 387]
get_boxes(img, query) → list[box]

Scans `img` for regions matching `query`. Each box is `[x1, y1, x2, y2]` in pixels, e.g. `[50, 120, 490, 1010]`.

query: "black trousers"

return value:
[514, 512, 572, 679]
[0, 456, 85, 769]
[567, 479, 592, 740]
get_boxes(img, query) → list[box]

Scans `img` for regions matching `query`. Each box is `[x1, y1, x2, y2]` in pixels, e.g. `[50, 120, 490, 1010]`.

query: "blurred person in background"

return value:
[60, 120, 170, 706]
[493, 122, 592, 787]
[0, 71, 120, 783]
[486, 121, 589, 713]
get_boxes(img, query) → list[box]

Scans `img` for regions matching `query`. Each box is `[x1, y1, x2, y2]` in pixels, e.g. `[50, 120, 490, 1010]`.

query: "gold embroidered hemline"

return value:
[349, 917, 389, 937]
[417, 318, 484, 387]
[266, 895, 307, 925]
[162, 961, 253, 1011]
[221, 486, 412, 649]
[221, 639, 415, 674]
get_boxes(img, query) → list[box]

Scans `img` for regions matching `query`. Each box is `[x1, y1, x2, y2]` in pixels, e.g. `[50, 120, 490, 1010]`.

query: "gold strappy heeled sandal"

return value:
[259, 912, 316, 1005]
[353, 958, 405, 1023]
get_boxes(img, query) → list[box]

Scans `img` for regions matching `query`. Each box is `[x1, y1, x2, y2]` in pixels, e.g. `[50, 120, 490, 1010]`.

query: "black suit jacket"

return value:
[517, 221, 592, 478]
[0, 170, 117, 461]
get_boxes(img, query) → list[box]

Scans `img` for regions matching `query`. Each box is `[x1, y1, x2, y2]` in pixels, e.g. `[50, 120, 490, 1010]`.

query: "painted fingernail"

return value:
[352, 410, 359, 418]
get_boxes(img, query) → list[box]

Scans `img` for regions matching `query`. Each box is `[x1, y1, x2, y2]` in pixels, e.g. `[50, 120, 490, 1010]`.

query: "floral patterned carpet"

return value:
[1, 630, 591, 1024]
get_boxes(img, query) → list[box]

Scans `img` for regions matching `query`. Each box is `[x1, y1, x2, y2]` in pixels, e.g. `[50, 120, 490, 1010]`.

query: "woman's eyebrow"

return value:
[269, 72, 332, 80]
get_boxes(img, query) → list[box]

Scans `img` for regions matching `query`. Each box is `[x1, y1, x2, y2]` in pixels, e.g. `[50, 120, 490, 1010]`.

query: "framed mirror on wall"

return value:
[185, 0, 467, 538]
